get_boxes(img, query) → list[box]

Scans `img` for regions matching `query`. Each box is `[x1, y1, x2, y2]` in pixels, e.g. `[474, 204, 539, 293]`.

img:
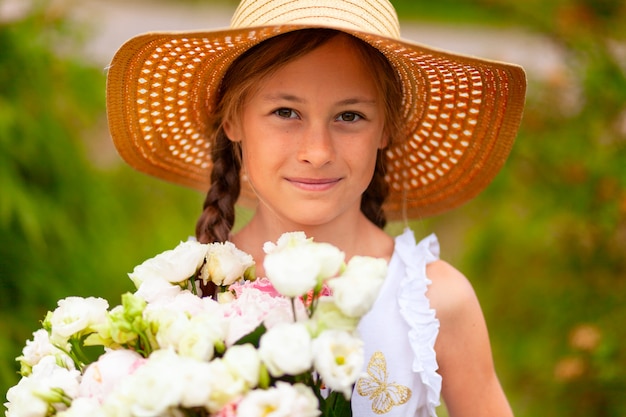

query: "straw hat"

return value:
[106, 0, 526, 220]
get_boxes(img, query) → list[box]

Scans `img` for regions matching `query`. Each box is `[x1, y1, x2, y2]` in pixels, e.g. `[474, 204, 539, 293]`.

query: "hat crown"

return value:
[231, 0, 401, 39]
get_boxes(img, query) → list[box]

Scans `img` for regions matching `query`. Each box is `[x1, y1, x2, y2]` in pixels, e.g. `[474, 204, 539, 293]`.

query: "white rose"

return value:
[312, 330, 364, 399]
[258, 322, 313, 377]
[79, 349, 145, 403]
[328, 256, 387, 318]
[47, 296, 109, 345]
[236, 382, 320, 417]
[222, 344, 260, 388]
[128, 240, 208, 287]
[200, 241, 255, 286]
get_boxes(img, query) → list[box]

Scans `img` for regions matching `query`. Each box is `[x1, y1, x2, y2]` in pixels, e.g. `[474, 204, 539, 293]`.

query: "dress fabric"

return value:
[351, 228, 442, 417]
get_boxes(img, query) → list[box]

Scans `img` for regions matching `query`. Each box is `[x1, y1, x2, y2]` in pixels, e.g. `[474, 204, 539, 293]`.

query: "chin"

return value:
[283, 205, 355, 229]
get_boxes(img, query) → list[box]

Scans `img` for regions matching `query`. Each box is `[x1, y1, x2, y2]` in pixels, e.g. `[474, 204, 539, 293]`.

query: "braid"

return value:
[361, 151, 389, 229]
[195, 129, 241, 244]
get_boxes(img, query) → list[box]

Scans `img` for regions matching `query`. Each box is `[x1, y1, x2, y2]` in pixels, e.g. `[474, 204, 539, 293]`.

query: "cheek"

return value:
[240, 141, 276, 180]
[344, 146, 379, 187]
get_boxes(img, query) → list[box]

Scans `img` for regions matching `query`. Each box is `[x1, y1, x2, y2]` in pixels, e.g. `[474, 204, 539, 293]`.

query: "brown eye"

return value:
[275, 108, 297, 119]
[337, 112, 362, 122]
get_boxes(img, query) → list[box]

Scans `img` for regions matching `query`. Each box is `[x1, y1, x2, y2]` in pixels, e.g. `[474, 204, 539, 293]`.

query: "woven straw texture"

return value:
[106, 0, 526, 219]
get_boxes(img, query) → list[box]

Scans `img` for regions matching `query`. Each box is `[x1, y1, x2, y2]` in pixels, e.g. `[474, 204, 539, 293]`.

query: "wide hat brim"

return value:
[106, 21, 526, 220]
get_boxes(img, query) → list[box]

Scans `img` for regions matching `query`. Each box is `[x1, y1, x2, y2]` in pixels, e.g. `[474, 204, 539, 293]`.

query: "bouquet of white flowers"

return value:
[5, 232, 387, 417]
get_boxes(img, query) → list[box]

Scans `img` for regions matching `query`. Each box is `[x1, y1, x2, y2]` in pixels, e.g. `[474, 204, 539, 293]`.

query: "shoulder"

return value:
[424, 260, 489, 361]
[425, 260, 479, 319]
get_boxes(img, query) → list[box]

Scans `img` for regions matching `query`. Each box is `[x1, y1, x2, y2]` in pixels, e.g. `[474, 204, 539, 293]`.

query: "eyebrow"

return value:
[261, 93, 377, 106]
[261, 93, 305, 103]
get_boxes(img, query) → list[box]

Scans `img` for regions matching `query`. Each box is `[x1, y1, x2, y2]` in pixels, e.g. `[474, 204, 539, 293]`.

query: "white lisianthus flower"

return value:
[5, 356, 81, 417]
[178, 313, 226, 361]
[134, 276, 182, 303]
[17, 329, 72, 376]
[113, 349, 186, 417]
[344, 255, 388, 281]
[128, 240, 208, 288]
[236, 382, 320, 417]
[262, 231, 309, 254]
[5, 375, 51, 417]
[175, 357, 213, 409]
[263, 233, 345, 297]
[222, 343, 261, 388]
[258, 322, 313, 377]
[55, 397, 106, 417]
[150, 309, 190, 351]
[145, 289, 220, 316]
[309, 297, 359, 335]
[79, 349, 145, 403]
[263, 245, 320, 297]
[204, 358, 248, 413]
[308, 242, 345, 281]
[312, 330, 364, 399]
[200, 241, 255, 286]
[328, 256, 387, 318]
[45, 296, 109, 345]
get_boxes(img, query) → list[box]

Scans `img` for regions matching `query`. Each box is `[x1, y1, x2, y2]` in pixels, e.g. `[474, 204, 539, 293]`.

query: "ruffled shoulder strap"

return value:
[395, 228, 442, 416]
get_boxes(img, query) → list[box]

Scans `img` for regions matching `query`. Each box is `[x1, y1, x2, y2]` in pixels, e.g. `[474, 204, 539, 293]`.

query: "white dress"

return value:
[351, 229, 442, 417]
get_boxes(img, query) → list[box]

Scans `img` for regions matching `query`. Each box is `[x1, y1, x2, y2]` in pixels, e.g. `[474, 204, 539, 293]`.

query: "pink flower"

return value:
[302, 283, 332, 307]
[221, 287, 289, 345]
[221, 281, 310, 345]
[78, 350, 146, 403]
[215, 400, 239, 417]
[229, 277, 280, 298]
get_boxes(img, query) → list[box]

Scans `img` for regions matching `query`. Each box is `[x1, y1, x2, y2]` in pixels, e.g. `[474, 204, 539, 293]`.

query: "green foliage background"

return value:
[1, 0, 625, 416]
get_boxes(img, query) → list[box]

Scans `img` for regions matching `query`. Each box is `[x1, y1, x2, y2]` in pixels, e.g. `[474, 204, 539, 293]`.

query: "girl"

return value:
[106, 0, 526, 415]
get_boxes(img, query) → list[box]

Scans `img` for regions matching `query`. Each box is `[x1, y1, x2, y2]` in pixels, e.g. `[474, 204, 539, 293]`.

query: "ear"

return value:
[379, 130, 390, 149]
[223, 118, 242, 143]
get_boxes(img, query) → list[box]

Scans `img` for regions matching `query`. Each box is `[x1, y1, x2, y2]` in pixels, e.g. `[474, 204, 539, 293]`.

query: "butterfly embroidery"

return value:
[356, 351, 412, 414]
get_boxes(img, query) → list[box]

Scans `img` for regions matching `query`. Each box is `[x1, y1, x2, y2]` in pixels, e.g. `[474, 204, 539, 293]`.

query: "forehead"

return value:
[253, 35, 380, 97]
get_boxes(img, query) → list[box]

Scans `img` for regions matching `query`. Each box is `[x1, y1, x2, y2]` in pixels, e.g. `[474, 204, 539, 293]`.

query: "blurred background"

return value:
[1, 0, 624, 415]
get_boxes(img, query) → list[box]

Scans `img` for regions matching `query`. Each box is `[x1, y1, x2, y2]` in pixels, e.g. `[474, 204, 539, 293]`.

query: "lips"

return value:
[285, 177, 342, 191]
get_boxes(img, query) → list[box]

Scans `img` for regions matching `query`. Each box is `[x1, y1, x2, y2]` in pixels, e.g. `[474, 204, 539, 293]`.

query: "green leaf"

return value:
[232, 323, 267, 348]
[322, 391, 352, 417]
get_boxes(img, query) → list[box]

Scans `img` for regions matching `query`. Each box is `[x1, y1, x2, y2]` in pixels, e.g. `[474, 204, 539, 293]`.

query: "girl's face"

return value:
[224, 34, 388, 229]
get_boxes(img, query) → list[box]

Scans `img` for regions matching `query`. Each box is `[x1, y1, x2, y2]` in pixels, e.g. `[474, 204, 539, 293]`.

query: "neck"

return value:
[231, 207, 394, 277]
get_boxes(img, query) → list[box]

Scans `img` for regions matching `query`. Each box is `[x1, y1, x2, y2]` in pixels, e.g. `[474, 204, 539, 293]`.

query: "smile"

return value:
[286, 177, 342, 191]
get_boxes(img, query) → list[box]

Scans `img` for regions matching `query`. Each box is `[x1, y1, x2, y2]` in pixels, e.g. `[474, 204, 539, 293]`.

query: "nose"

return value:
[297, 122, 335, 167]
